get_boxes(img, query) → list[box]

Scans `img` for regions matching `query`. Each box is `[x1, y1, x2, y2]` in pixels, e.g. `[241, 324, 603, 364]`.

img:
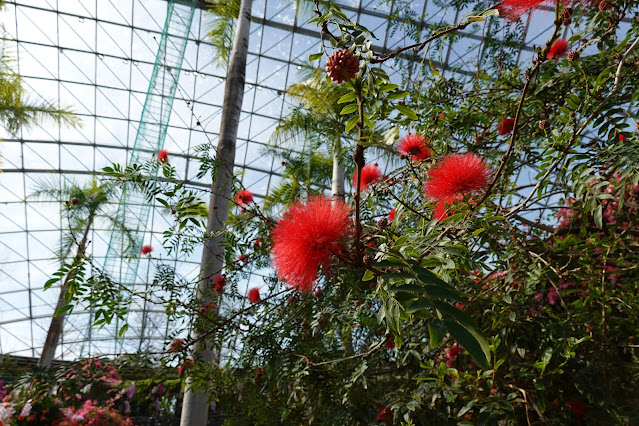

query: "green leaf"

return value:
[379, 83, 398, 92]
[537, 391, 546, 413]
[594, 204, 603, 228]
[391, 284, 424, 293]
[337, 92, 356, 104]
[432, 300, 477, 329]
[387, 90, 410, 100]
[363, 115, 374, 130]
[458, 400, 477, 418]
[382, 272, 414, 280]
[157, 198, 170, 209]
[54, 304, 74, 317]
[428, 321, 446, 348]
[362, 269, 375, 281]
[386, 299, 402, 333]
[44, 277, 61, 290]
[308, 52, 323, 61]
[396, 104, 418, 121]
[443, 319, 491, 369]
[495, 398, 515, 413]
[370, 67, 389, 82]
[340, 104, 358, 115]
[407, 298, 432, 313]
[424, 285, 465, 302]
[429, 61, 441, 77]
[345, 115, 359, 132]
[394, 333, 402, 350]
[119, 324, 129, 338]
[414, 267, 449, 287]
[377, 259, 406, 268]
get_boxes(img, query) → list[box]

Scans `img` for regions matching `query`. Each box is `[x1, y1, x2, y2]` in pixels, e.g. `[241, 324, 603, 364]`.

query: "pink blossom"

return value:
[445, 343, 462, 367]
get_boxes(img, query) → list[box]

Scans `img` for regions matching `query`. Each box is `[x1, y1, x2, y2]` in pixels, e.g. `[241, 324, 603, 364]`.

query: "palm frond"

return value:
[205, 0, 241, 67]
[0, 41, 79, 135]
[270, 107, 328, 149]
[101, 213, 139, 259]
[263, 150, 332, 210]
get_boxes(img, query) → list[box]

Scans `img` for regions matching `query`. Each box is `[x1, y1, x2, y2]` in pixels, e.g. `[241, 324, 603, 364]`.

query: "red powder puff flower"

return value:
[169, 338, 185, 353]
[239, 254, 249, 263]
[498, 117, 515, 135]
[140, 245, 153, 255]
[388, 208, 396, 222]
[157, 149, 169, 163]
[272, 197, 351, 293]
[178, 359, 194, 375]
[397, 134, 432, 161]
[376, 406, 393, 423]
[498, 0, 567, 21]
[199, 303, 215, 314]
[214, 275, 226, 294]
[352, 163, 382, 192]
[385, 335, 395, 350]
[423, 153, 491, 201]
[247, 287, 261, 303]
[235, 189, 253, 206]
[566, 400, 588, 421]
[547, 38, 569, 60]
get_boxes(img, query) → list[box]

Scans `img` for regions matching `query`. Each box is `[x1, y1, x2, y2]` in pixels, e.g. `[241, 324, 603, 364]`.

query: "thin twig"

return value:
[371, 21, 471, 64]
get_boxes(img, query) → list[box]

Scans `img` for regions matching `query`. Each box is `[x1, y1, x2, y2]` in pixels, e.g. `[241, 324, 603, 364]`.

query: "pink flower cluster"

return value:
[444, 343, 463, 367]
[59, 400, 133, 425]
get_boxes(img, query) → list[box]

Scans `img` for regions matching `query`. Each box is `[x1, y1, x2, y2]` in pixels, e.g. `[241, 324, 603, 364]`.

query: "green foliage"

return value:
[30, 178, 136, 333]
[0, 39, 78, 135]
[33, 0, 639, 424]
[263, 151, 333, 209]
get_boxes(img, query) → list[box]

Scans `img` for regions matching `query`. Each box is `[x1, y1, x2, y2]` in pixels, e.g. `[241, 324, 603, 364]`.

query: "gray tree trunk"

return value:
[179, 0, 252, 423]
[331, 138, 345, 200]
[39, 217, 92, 367]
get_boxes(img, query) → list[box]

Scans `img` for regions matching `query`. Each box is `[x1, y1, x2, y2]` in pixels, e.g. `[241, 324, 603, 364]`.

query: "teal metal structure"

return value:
[87, 0, 198, 355]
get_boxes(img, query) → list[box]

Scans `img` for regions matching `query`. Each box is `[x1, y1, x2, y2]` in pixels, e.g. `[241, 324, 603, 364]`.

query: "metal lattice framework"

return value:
[100, 0, 196, 352]
[0, 0, 583, 360]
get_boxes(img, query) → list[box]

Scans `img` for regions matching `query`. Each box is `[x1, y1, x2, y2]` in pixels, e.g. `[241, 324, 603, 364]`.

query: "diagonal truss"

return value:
[93, 0, 198, 354]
